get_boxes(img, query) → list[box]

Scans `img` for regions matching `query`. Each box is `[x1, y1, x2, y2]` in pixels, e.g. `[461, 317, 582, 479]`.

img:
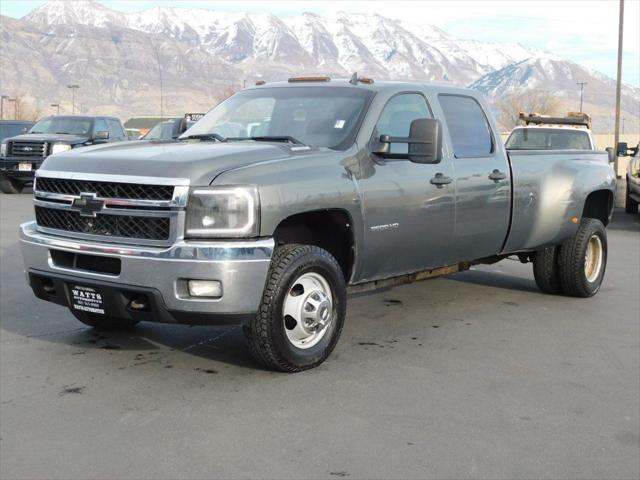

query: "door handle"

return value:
[489, 169, 507, 181]
[430, 173, 453, 187]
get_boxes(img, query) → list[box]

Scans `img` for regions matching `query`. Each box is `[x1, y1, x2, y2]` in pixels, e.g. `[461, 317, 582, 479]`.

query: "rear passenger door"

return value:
[438, 94, 511, 262]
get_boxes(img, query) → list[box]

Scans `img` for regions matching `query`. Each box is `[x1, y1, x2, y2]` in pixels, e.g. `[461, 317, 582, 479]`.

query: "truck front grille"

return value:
[35, 177, 174, 201]
[9, 141, 47, 157]
[35, 206, 171, 241]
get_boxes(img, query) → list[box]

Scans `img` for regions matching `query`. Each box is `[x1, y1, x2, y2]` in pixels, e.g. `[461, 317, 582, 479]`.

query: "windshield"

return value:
[181, 86, 373, 150]
[30, 117, 93, 135]
[506, 128, 591, 150]
[0, 123, 31, 141]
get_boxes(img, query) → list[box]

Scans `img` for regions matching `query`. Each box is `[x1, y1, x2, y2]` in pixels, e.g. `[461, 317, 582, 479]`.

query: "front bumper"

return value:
[0, 157, 42, 180]
[19, 221, 274, 325]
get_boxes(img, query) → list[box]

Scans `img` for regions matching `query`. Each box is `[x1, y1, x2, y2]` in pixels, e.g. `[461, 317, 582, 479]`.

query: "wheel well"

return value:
[273, 210, 355, 281]
[582, 190, 613, 226]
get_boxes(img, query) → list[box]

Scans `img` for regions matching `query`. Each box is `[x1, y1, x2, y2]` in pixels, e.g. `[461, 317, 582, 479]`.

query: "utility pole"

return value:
[151, 43, 164, 120]
[8, 98, 17, 119]
[0, 95, 8, 119]
[576, 82, 587, 113]
[67, 84, 80, 114]
[51, 103, 60, 115]
[613, 0, 624, 174]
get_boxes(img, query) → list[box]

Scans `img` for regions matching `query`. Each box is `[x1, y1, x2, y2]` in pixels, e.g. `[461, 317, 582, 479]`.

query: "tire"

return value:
[73, 312, 140, 330]
[0, 177, 23, 194]
[533, 246, 563, 294]
[558, 218, 607, 298]
[625, 178, 639, 214]
[244, 244, 347, 372]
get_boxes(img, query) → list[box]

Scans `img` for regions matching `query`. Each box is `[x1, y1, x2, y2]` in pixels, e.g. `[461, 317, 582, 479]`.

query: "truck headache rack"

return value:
[519, 112, 591, 129]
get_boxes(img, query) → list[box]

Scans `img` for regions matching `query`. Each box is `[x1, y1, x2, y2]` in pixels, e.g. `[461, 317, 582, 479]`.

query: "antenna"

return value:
[349, 72, 358, 85]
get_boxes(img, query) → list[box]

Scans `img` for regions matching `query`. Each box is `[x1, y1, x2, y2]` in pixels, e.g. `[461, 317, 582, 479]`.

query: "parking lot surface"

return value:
[1, 191, 639, 480]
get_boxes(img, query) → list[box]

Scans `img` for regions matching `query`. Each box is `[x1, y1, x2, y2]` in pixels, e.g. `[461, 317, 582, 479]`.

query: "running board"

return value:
[347, 262, 471, 295]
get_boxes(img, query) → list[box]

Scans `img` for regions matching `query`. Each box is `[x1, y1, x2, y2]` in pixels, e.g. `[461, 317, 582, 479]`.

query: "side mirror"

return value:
[407, 118, 442, 163]
[93, 131, 110, 142]
[374, 118, 443, 163]
[617, 142, 628, 156]
[605, 147, 615, 163]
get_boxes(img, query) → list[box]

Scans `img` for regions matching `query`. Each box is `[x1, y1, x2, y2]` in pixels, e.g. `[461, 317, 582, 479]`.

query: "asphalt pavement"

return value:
[1, 191, 639, 480]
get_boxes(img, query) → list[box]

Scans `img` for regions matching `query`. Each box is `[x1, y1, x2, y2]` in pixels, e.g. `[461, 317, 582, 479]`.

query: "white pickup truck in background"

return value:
[506, 112, 598, 151]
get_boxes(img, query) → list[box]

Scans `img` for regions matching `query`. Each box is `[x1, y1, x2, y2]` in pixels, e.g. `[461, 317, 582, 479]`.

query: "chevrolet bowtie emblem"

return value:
[71, 192, 105, 217]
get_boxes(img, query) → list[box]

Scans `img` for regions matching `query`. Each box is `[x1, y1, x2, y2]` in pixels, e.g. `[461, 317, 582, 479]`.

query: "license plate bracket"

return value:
[70, 284, 105, 315]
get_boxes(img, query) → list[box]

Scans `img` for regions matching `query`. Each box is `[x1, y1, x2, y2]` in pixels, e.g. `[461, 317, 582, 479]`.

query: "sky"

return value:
[2, 0, 639, 86]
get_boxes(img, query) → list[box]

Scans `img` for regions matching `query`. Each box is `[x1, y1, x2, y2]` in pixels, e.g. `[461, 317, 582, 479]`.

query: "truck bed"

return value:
[503, 149, 613, 253]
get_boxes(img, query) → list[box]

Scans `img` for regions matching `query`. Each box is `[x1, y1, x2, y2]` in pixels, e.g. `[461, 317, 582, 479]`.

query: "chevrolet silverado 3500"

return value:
[20, 78, 616, 371]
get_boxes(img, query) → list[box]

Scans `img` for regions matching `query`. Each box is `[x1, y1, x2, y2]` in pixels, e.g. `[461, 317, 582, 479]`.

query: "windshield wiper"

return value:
[181, 133, 227, 142]
[228, 135, 307, 147]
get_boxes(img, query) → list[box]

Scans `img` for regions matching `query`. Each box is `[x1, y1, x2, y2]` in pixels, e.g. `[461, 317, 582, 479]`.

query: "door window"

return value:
[107, 119, 125, 140]
[439, 95, 493, 158]
[375, 94, 431, 154]
[93, 119, 109, 137]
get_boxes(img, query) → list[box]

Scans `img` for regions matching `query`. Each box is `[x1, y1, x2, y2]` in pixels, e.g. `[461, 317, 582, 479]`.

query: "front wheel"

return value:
[244, 244, 347, 372]
[0, 177, 23, 194]
[558, 218, 607, 298]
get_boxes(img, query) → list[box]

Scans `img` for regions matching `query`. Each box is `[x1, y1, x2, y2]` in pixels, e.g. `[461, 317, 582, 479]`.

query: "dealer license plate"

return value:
[18, 162, 32, 171]
[70, 285, 105, 314]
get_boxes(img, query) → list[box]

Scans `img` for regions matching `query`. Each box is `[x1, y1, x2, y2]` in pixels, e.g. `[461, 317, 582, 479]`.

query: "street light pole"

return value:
[613, 0, 624, 176]
[67, 84, 80, 114]
[576, 82, 587, 113]
[51, 103, 60, 115]
[0, 95, 8, 120]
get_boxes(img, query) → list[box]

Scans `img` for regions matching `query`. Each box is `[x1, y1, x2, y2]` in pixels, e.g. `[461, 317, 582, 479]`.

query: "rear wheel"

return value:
[558, 218, 607, 298]
[625, 178, 638, 214]
[533, 246, 563, 294]
[0, 177, 23, 194]
[244, 244, 347, 372]
[73, 312, 140, 330]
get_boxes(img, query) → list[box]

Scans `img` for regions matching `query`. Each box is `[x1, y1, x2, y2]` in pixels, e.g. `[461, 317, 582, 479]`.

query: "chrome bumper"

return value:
[19, 221, 273, 322]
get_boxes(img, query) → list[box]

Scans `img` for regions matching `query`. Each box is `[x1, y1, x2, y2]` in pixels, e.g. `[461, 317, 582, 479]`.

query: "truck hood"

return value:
[39, 140, 315, 185]
[8, 133, 90, 145]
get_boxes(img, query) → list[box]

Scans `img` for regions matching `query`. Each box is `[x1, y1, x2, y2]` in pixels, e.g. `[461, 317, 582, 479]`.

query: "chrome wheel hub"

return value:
[584, 234, 603, 283]
[283, 272, 333, 349]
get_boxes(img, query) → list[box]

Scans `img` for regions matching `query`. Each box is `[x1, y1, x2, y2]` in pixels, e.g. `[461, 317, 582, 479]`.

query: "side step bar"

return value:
[347, 262, 471, 295]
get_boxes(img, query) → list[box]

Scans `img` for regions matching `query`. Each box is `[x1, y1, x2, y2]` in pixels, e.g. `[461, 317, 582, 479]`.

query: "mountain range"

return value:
[1, 0, 638, 133]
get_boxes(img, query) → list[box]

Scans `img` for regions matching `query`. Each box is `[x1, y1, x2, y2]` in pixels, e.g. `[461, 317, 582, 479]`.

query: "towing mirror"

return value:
[375, 118, 442, 163]
[605, 147, 615, 163]
[616, 142, 628, 156]
[93, 130, 110, 142]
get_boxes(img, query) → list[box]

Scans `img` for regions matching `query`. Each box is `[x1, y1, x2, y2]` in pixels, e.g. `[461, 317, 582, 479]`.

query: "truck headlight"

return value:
[51, 143, 72, 155]
[185, 186, 259, 238]
[0, 143, 6, 157]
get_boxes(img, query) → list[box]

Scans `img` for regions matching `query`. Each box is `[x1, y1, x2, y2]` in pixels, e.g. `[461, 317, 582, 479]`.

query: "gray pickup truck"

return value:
[19, 78, 616, 371]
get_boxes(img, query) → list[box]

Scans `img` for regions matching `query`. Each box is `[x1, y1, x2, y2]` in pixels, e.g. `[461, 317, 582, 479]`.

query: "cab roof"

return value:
[247, 78, 479, 96]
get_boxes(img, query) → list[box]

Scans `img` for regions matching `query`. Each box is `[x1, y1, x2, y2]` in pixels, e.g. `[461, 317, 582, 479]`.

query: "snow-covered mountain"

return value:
[1, 0, 637, 132]
[21, 0, 536, 84]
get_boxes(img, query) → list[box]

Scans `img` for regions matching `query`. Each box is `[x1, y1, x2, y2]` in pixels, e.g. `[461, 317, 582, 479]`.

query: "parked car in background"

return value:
[619, 142, 640, 214]
[20, 78, 615, 371]
[126, 128, 142, 140]
[506, 112, 596, 151]
[0, 115, 128, 193]
[0, 120, 34, 143]
[141, 117, 195, 141]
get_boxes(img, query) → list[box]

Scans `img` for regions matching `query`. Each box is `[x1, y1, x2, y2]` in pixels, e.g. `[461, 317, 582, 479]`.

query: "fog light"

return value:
[188, 280, 222, 298]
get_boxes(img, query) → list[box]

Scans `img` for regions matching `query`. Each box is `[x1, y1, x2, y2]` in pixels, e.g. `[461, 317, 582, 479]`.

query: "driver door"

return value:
[357, 93, 456, 281]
